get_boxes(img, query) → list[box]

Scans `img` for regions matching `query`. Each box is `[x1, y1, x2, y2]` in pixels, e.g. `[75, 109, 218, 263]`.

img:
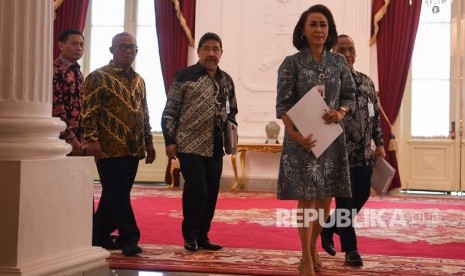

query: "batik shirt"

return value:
[161, 62, 238, 157]
[343, 69, 384, 168]
[52, 55, 85, 143]
[81, 61, 153, 159]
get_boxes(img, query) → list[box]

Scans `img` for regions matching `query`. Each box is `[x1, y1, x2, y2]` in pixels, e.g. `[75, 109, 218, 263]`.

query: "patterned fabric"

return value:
[104, 187, 465, 275]
[81, 61, 152, 159]
[107, 244, 465, 276]
[276, 48, 356, 200]
[344, 69, 384, 168]
[161, 62, 237, 157]
[52, 54, 85, 143]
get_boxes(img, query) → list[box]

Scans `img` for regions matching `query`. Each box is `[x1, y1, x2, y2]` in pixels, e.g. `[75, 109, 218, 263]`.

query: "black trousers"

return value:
[323, 166, 372, 252]
[177, 153, 223, 242]
[93, 156, 140, 246]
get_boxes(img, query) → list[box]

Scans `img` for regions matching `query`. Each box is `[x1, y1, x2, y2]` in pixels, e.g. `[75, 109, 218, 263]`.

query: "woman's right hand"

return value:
[282, 114, 316, 152]
[292, 132, 316, 152]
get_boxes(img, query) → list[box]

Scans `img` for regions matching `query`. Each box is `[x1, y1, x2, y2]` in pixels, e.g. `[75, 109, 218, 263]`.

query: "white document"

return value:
[286, 87, 343, 158]
[371, 157, 396, 197]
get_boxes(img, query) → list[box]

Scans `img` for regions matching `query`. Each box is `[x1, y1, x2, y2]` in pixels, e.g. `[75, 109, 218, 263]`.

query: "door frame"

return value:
[398, 0, 463, 193]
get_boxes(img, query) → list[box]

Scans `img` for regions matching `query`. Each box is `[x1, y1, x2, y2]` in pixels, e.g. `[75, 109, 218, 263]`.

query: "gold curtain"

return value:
[171, 0, 195, 47]
[376, 93, 397, 152]
[53, 0, 64, 20]
[370, 0, 390, 46]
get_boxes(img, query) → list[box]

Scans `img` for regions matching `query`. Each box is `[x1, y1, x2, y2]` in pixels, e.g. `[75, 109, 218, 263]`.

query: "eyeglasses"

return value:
[115, 44, 138, 52]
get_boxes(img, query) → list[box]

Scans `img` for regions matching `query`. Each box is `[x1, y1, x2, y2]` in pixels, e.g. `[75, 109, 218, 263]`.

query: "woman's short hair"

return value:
[292, 4, 338, 51]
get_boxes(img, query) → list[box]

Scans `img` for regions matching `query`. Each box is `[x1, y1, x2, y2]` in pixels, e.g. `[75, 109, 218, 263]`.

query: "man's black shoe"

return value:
[345, 250, 363, 266]
[122, 244, 142, 256]
[198, 240, 223, 250]
[184, 240, 198, 252]
[320, 230, 336, 256]
[103, 241, 122, 250]
[93, 238, 122, 250]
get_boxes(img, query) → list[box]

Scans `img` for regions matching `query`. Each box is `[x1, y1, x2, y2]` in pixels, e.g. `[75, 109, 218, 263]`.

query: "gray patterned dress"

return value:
[276, 47, 356, 200]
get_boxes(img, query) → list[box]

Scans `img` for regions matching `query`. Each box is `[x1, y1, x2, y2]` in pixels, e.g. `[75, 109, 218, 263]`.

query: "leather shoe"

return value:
[345, 250, 363, 266]
[320, 230, 336, 256]
[184, 240, 198, 252]
[198, 240, 223, 250]
[122, 244, 142, 256]
[93, 238, 122, 250]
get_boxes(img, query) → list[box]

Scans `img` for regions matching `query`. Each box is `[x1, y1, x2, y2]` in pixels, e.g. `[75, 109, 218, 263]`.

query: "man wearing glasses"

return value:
[82, 32, 156, 257]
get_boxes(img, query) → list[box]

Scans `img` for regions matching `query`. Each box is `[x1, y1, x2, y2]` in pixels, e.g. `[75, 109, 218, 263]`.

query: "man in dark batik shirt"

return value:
[321, 34, 386, 267]
[162, 32, 238, 252]
[52, 29, 86, 156]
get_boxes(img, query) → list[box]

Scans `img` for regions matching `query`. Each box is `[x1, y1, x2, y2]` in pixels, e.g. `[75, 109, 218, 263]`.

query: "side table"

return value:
[231, 143, 282, 191]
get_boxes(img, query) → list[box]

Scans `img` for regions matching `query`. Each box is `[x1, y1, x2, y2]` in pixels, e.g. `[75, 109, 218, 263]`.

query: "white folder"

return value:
[286, 87, 343, 158]
[371, 157, 396, 197]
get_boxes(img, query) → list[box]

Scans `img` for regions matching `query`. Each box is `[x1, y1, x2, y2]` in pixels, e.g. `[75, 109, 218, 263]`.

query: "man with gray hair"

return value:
[320, 34, 385, 266]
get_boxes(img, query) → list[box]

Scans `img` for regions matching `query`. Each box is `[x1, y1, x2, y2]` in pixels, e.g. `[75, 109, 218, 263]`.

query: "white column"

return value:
[0, 0, 70, 159]
[0, 1, 109, 275]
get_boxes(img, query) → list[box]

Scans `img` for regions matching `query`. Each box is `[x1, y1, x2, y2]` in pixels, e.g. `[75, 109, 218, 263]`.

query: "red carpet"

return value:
[97, 185, 465, 275]
[108, 244, 465, 275]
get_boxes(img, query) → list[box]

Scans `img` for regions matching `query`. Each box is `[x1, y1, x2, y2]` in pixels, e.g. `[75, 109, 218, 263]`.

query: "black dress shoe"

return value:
[198, 240, 223, 250]
[184, 240, 198, 252]
[93, 238, 122, 250]
[345, 250, 363, 266]
[122, 244, 142, 256]
[320, 230, 336, 256]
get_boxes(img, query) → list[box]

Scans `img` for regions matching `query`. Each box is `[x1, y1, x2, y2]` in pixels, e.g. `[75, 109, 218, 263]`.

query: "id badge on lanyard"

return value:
[316, 71, 325, 99]
[368, 100, 374, 117]
[316, 84, 325, 99]
[225, 87, 230, 114]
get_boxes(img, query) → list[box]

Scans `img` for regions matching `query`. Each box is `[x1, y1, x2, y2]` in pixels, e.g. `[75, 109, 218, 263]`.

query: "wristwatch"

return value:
[339, 106, 349, 113]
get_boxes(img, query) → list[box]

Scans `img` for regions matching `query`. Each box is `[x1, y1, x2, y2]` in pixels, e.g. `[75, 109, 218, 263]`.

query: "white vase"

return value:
[265, 121, 280, 144]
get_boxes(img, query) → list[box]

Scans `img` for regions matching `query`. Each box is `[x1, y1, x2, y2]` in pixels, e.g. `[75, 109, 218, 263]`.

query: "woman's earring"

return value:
[301, 35, 306, 41]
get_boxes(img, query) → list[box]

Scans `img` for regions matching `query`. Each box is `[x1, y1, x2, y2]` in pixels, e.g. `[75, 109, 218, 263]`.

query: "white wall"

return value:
[191, 0, 375, 182]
